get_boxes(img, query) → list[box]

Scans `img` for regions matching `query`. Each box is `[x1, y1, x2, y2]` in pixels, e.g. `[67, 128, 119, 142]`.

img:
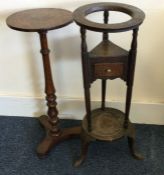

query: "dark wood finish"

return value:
[103, 10, 109, 40]
[89, 41, 128, 83]
[39, 31, 60, 136]
[101, 10, 109, 108]
[124, 28, 139, 128]
[74, 128, 94, 167]
[74, 108, 143, 166]
[73, 2, 145, 32]
[101, 79, 106, 110]
[37, 115, 81, 156]
[89, 40, 128, 58]
[83, 108, 131, 141]
[6, 8, 81, 157]
[94, 63, 124, 78]
[73, 3, 145, 166]
[80, 27, 92, 132]
[6, 8, 73, 32]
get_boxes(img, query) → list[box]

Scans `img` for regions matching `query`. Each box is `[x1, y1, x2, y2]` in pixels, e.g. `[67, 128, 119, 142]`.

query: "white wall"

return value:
[0, 0, 164, 124]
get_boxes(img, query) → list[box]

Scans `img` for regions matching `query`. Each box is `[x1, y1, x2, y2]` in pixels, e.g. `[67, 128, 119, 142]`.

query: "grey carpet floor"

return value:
[0, 116, 164, 175]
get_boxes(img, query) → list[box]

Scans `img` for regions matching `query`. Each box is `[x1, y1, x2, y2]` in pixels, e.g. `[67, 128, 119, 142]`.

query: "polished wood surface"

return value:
[6, 8, 73, 32]
[39, 31, 60, 137]
[6, 8, 80, 157]
[37, 115, 81, 156]
[73, 2, 145, 32]
[94, 63, 124, 78]
[124, 28, 139, 128]
[89, 40, 128, 82]
[89, 40, 128, 58]
[73, 3, 145, 166]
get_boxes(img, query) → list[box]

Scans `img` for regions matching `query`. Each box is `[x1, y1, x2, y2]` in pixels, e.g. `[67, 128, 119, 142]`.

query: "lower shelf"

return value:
[82, 108, 133, 141]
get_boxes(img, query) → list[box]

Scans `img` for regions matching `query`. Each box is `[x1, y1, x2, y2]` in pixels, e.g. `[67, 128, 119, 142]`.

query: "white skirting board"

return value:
[0, 96, 164, 125]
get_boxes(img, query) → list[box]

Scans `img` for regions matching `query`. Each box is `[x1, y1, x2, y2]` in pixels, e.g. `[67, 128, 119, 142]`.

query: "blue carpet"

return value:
[0, 116, 164, 175]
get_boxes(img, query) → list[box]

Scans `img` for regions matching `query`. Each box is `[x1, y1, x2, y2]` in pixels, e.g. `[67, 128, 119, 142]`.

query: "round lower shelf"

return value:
[82, 108, 131, 141]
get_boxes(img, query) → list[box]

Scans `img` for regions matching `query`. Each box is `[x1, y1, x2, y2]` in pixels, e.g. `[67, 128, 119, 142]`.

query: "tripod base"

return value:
[37, 115, 81, 157]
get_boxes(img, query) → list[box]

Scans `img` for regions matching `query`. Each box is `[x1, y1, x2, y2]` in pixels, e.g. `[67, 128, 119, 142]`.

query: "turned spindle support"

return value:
[39, 31, 60, 136]
[80, 27, 92, 132]
[124, 28, 139, 129]
[101, 10, 109, 110]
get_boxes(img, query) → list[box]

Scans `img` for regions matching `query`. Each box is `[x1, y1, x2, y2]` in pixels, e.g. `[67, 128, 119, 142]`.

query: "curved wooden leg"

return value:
[37, 115, 81, 157]
[74, 131, 93, 167]
[37, 134, 58, 157]
[127, 136, 144, 160]
[127, 124, 144, 160]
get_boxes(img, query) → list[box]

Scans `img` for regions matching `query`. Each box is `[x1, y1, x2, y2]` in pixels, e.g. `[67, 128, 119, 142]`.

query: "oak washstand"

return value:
[73, 2, 145, 166]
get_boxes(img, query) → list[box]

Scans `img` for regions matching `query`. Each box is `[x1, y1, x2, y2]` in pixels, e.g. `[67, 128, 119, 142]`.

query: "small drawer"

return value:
[94, 63, 124, 78]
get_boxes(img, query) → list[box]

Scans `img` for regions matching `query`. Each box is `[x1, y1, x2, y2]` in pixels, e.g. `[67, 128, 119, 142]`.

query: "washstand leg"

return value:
[74, 130, 93, 167]
[127, 124, 144, 160]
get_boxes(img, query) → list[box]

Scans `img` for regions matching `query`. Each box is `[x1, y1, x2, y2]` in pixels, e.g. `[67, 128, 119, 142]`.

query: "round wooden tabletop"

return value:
[6, 8, 73, 32]
[73, 2, 145, 32]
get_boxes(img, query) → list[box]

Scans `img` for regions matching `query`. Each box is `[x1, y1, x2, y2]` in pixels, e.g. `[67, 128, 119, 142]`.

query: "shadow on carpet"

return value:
[0, 116, 164, 175]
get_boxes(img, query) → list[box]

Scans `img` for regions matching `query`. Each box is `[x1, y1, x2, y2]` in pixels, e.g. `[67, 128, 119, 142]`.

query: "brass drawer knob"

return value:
[106, 69, 111, 73]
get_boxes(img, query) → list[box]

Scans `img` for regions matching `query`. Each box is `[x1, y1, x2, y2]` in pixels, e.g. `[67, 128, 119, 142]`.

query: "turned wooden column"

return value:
[6, 8, 81, 158]
[39, 31, 60, 136]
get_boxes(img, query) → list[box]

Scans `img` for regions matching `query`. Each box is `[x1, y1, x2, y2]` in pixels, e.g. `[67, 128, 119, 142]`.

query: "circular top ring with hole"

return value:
[73, 2, 145, 33]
